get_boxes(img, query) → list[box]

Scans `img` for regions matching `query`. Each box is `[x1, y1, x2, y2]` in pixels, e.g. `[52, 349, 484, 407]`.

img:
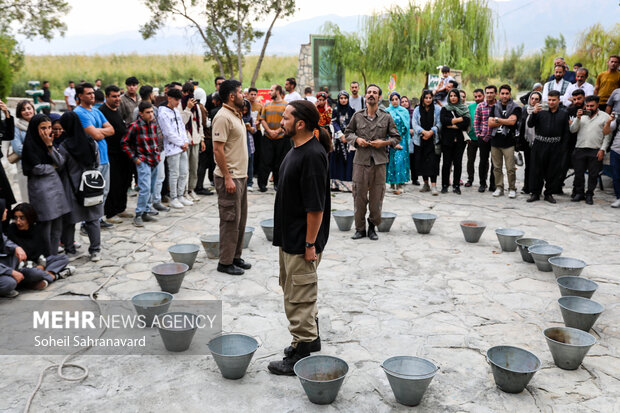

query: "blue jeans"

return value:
[136, 161, 158, 214]
[611, 150, 620, 199]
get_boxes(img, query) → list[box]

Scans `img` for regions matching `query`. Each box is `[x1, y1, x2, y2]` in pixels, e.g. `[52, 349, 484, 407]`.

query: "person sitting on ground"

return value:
[8, 203, 73, 280]
[0, 200, 52, 297]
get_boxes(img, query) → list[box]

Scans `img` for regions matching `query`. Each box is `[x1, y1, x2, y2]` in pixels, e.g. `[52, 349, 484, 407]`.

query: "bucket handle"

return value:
[219, 331, 263, 348]
[380, 362, 440, 377]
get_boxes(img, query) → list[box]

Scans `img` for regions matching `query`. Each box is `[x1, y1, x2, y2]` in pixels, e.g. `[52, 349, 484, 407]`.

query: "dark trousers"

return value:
[196, 139, 215, 190]
[410, 144, 420, 181]
[441, 141, 466, 188]
[252, 130, 263, 177]
[611, 150, 620, 199]
[466, 140, 479, 183]
[572, 148, 602, 196]
[258, 137, 291, 189]
[62, 219, 101, 254]
[522, 144, 531, 193]
[104, 152, 133, 219]
[478, 139, 495, 188]
[530, 141, 563, 196]
[39, 217, 63, 257]
[214, 176, 248, 265]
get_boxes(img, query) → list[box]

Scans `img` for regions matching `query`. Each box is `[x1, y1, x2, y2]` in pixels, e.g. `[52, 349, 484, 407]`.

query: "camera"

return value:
[541, 103, 549, 111]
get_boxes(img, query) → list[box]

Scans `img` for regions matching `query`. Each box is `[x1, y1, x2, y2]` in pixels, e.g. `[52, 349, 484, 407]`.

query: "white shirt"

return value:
[304, 95, 317, 104]
[562, 82, 595, 106]
[284, 91, 302, 102]
[64, 87, 76, 106]
[542, 79, 569, 102]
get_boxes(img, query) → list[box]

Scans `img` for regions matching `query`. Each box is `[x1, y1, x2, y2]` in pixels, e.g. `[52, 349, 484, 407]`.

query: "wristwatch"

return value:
[305, 242, 315, 248]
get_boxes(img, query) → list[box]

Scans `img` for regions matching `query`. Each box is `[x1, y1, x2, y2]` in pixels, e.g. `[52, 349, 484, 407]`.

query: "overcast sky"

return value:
[64, 0, 419, 35]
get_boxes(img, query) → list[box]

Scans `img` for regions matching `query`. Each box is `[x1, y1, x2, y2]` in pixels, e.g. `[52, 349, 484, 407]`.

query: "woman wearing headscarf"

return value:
[57, 112, 103, 262]
[12, 100, 36, 202]
[386, 92, 410, 195]
[412, 90, 442, 196]
[401, 95, 419, 186]
[0, 99, 17, 208]
[440, 89, 471, 194]
[518, 91, 542, 195]
[316, 91, 333, 128]
[331, 90, 356, 192]
[21, 114, 71, 256]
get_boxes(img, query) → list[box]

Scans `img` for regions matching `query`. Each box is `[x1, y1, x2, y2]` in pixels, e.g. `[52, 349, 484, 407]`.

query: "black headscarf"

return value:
[59, 112, 97, 168]
[21, 114, 53, 177]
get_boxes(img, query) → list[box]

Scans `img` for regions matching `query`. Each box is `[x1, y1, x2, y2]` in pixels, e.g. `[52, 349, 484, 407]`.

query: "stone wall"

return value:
[297, 40, 313, 93]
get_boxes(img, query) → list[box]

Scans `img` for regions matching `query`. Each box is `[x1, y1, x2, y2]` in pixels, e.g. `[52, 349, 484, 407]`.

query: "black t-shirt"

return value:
[98, 104, 127, 155]
[273, 137, 330, 255]
[491, 105, 522, 148]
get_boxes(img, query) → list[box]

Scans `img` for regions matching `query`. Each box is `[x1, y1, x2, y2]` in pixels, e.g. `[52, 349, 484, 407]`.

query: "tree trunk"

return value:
[361, 70, 367, 92]
[236, 2, 243, 82]
[424, 71, 429, 89]
[250, 8, 281, 88]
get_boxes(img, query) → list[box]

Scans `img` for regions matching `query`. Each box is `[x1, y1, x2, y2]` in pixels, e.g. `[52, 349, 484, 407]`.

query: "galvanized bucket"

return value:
[377, 212, 397, 232]
[381, 356, 439, 406]
[332, 210, 354, 232]
[200, 234, 220, 259]
[460, 221, 486, 243]
[556, 276, 598, 299]
[494, 228, 525, 252]
[529, 244, 563, 272]
[151, 262, 189, 294]
[208, 333, 259, 380]
[487, 345, 540, 393]
[168, 243, 200, 270]
[157, 312, 198, 352]
[243, 226, 254, 249]
[294, 355, 349, 405]
[411, 213, 437, 234]
[558, 296, 604, 332]
[131, 291, 173, 326]
[515, 238, 548, 263]
[549, 257, 587, 278]
[543, 326, 596, 370]
[260, 219, 274, 241]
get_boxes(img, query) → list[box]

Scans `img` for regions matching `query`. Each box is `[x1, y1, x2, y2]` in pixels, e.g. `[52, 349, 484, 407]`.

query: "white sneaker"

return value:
[5, 290, 19, 298]
[611, 199, 620, 208]
[247, 186, 255, 192]
[493, 188, 504, 197]
[169, 198, 184, 209]
[90, 252, 101, 262]
[508, 190, 516, 199]
[187, 191, 200, 202]
[179, 196, 193, 206]
[431, 186, 438, 196]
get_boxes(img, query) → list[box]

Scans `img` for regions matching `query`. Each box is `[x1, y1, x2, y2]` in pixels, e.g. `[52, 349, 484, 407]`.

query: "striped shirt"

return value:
[122, 117, 161, 167]
[260, 100, 287, 139]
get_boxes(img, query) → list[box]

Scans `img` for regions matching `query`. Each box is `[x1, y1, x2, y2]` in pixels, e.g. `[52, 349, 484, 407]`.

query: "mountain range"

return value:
[18, 0, 620, 56]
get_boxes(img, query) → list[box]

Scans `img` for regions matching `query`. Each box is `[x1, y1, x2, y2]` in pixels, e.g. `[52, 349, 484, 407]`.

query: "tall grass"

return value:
[12, 54, 298, 97]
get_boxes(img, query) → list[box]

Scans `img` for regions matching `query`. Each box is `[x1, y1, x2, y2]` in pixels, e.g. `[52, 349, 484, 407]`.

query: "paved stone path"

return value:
[1, 168, 619, 412]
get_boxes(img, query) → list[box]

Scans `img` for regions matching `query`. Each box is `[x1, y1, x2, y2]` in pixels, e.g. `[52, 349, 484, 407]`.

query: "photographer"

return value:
[181, 82, 205, 202]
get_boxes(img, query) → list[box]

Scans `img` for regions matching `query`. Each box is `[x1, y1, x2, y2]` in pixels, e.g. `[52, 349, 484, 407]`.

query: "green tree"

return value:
[540, 34, 567, 79]
[572, 23, 620, 77]
[141, 0, 296, 86]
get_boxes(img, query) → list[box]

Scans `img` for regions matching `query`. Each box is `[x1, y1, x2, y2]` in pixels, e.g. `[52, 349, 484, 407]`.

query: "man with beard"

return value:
[212, 80, 251, 276]
[345, 84, 400, 241]
[560, 89, 586, 195]
[527, 90, 570, 204]
[268, 100, 331, 375]
[543, 65, 571, 103]
[562, 68, 594, 107]
[259, 84, 289, 191]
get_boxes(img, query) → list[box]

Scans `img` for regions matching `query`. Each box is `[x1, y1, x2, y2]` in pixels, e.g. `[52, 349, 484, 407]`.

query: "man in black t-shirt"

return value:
[99, 85, 134, 221]
[488, 84, 521, 199]
[268, 100, 331, 376]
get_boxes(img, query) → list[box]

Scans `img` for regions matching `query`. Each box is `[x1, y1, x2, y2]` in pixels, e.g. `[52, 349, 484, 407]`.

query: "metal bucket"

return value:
[260, 219, 274, 241]
[332, 210, 354, 232]
[131, 291, 173, 326]
[200, 234, 220, 259]
[381, 356, 439, 406]
[168, 243, 200, 270]
[515, 238, 548, 263]
[494, 228, 525, 252]
[157, 312, 198, 352]
[243, 227, 254, 249]
[487, 346, 540, 393]
[460, 221, 486, 243]
[549, 257, 587, 278]
[543, 327, 596, 370]
[294, 355, 349, 405]
[558, 296, 604, 332]
[557, 276, 598, 299]
[529, 244, 563, 272]
[151, 263, 189, 294]
[208, 333, 259, 380]
[377, 212, 397, 232]
[411, 213, 437, 234]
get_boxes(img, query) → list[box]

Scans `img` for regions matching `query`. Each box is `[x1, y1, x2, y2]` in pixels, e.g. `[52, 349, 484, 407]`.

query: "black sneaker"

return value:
[217, 263, 244, 275]
[233, 258, 251, 269]
[585, 194, 593, 205]
[527, 194, 540, 203]
[133, 214, 144, 227]
[195, 188, 214, 196]
[142, 213, 157, 222]
[351, 230, 366, 240]
[478, 185, 487, 193]
[259, 186, 267, 193]
[453, 186, 461, 195]
[100, 219, 114, 229]
[153, 202, 170, 212]
[148, 209, 159, 216]
[268, 342, 311, 376]
[441, 186, 448, 194]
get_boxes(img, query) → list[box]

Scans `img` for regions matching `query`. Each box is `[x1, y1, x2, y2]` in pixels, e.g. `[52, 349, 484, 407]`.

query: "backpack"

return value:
[75, 170, 105, 207]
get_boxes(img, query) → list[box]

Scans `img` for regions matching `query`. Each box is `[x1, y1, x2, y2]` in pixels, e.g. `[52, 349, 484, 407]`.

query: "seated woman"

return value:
[7, 203, 73, 281]
[0, 200, 54, 297]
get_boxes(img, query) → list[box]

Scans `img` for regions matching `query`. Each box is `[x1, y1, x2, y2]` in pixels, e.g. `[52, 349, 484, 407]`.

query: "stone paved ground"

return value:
[1, 165, 619, 413]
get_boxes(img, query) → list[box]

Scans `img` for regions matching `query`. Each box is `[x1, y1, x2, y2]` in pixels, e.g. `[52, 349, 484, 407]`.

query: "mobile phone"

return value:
[541, 103, 549, 111]
[196, 99, 201, 104]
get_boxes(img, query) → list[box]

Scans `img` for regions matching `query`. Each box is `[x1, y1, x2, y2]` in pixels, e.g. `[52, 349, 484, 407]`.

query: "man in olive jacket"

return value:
[345, 84, 401, 241]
